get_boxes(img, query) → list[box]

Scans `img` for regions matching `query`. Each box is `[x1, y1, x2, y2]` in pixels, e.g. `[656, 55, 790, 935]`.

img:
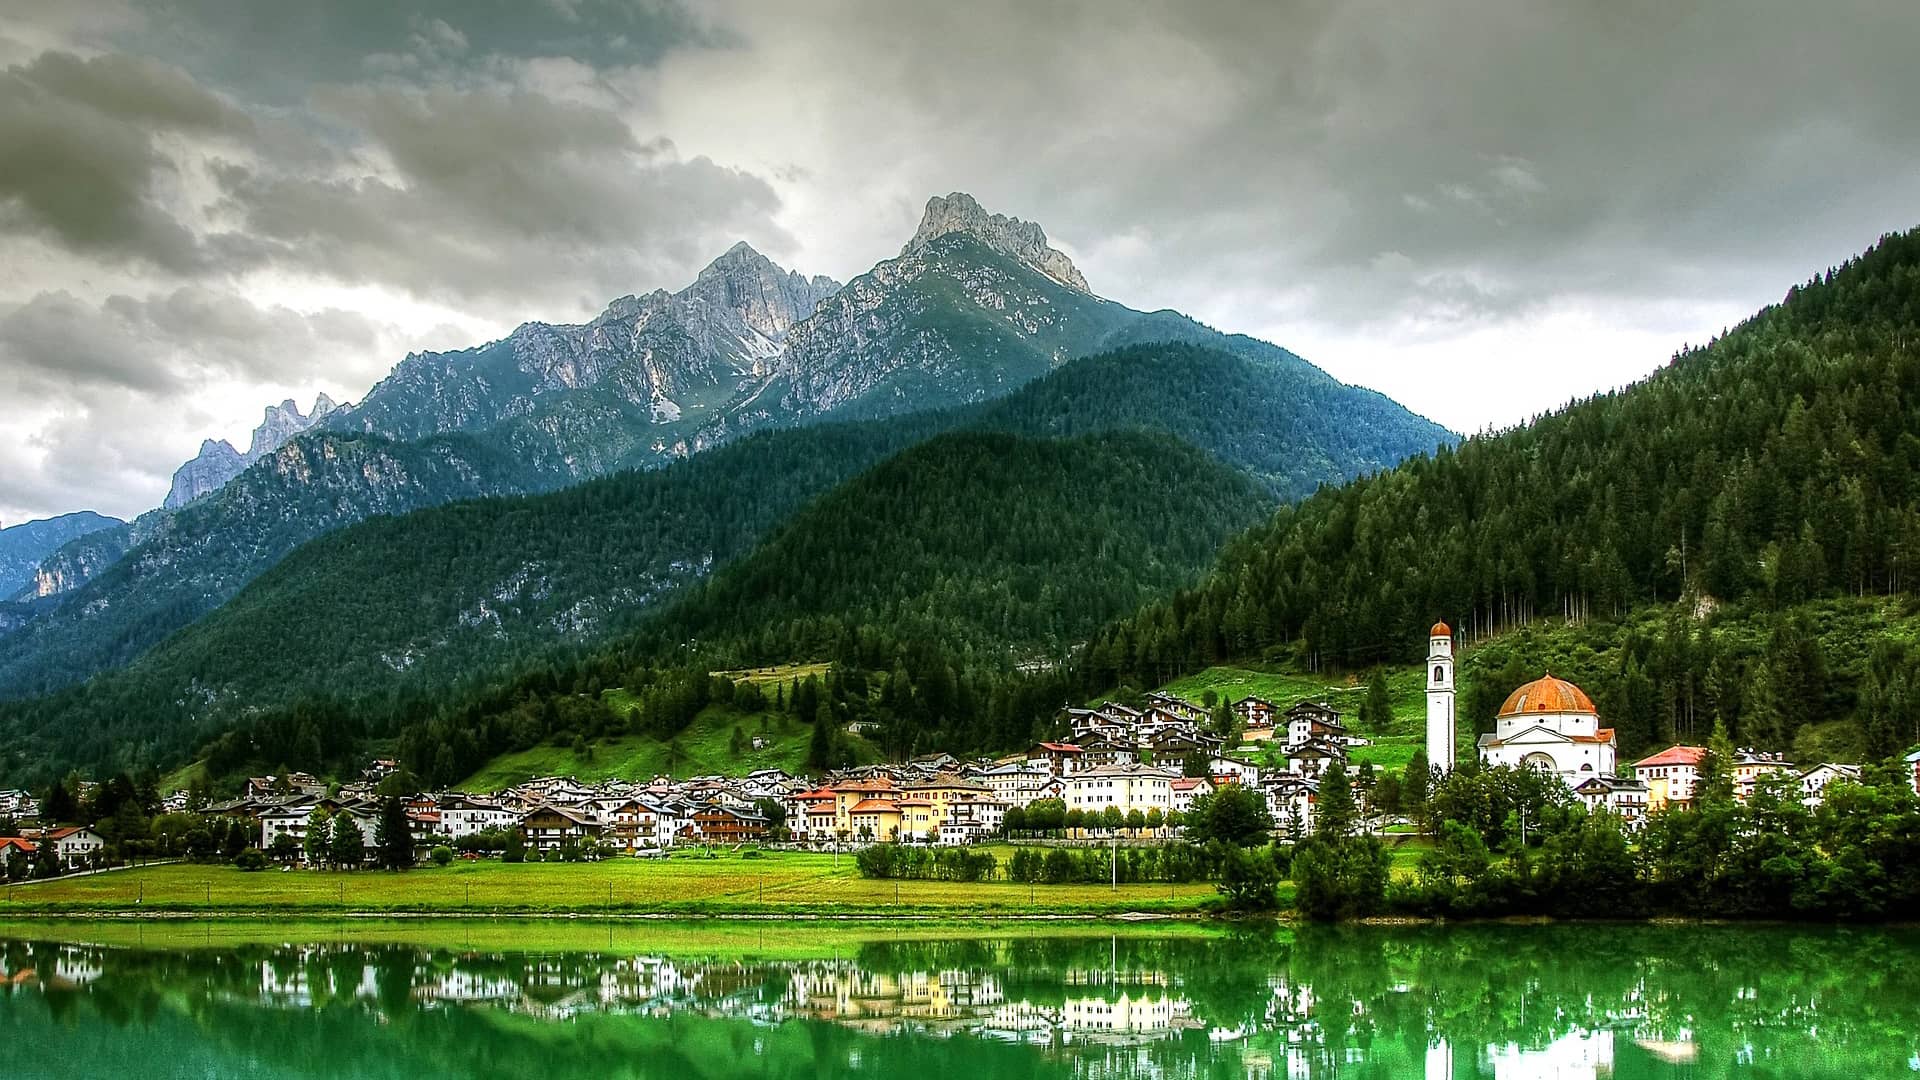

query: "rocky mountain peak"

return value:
[686, 241, 841, 340]
[261, 395, 340, 452]
[903, 192, 1090, 293]
[164, 395, 344, 510]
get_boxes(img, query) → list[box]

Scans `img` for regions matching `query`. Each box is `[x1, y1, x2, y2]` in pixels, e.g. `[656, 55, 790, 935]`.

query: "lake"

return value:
[0, 920, 1914, 1077]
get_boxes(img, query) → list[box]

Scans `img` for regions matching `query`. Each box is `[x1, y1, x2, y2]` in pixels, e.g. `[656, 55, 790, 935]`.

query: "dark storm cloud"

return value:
[0, 50, 250, 271]
[0, 287, 384, 396]
[5, 0, 1920, 519]
[118, 0, 727, 104]
[0, 286, 398, 521]
[207, 82, 788, 307]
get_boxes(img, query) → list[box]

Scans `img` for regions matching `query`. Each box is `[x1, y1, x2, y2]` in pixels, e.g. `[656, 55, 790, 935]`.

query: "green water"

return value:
[0, 921, 1915, 1078]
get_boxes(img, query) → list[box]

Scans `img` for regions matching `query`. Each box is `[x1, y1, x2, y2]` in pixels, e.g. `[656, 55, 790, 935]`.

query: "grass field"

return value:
[0, 916, 1241, 956]
[1, 851, 1223, 917]
[713, 661, 834, 686]
[457, 703, 880, 790]
[1158, 664, 1430, 737]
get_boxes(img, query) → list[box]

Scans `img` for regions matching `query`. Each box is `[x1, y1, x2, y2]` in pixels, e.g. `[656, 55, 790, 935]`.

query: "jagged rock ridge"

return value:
[163, 394, 341, 509]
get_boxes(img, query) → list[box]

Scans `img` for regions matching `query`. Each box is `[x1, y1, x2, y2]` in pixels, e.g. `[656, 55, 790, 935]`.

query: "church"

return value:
[1426, 622, 1624, 785]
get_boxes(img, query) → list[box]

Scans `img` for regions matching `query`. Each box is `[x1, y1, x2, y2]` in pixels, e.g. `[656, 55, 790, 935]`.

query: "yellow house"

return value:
[847, 798, 902, 842]
[898, 797, 939, 841]
[902, 776, 993, 826]
[828, 779, 897, 834]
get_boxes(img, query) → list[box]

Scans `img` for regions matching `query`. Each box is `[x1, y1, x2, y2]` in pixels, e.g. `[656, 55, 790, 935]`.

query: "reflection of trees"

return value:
[2, 927, 1916, 1078]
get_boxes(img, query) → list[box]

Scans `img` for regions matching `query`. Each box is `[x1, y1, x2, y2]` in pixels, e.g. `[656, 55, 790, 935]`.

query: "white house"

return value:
[1065, 765, 1177, 816]
[1169, 776, 1214, 816]
[1799, 763, 1861, 808]
[438, 796, 519, 840]
[1262, 775, 1317, 838]
[43, 826, 106, 863]
[1572, 775, 1649, 826]
[975, 762, 1052, 808]
[259, 800, 320, 851]
[1208, 755, 1260, 787]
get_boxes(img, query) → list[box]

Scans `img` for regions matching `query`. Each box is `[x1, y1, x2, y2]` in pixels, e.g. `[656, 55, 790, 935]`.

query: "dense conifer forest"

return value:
[9, 229, 1920, 789]
[0, 341, 1418, 785]
[1082, 229, 1920, 758]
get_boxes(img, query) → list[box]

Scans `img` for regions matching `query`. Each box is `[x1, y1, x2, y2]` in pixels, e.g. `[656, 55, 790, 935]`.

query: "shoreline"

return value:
[0, 908, 1207, 922]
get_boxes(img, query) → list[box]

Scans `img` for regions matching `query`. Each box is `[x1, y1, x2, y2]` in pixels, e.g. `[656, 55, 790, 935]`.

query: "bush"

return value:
[1217, 845, 1283, 911]
[233, 849, 269, 871]
[430, 845, 454, 867]
[1293, 835, 1390, 920]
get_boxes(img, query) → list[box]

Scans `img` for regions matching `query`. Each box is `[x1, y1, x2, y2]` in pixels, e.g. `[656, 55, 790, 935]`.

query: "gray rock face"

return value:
[163, 439, 246, 510]
[904, 192, 1090, 293]
[326, 244, 844, 473]
[163, 395, 342, 510]
[24, 524, 131, 599]
[0, 511, 126, 598]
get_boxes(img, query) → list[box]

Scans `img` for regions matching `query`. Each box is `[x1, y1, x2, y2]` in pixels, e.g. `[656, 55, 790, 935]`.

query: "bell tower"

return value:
[1426, 620, 1456, 774]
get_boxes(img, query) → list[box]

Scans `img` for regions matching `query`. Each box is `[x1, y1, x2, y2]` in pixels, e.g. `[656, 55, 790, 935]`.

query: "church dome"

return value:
[1497, 674, 1595, 718]
[1430, 620, 1452, 637]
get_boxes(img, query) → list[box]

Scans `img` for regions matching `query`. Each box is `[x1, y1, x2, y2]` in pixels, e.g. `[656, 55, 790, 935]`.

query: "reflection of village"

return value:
[0, 941, 1725, 1077]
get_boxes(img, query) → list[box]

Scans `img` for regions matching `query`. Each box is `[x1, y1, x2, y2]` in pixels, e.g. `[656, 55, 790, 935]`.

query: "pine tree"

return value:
[374, 797, 413, 870]
[1698, 718, 1737, 807]
[1317, 761, 1357, 839]
[809, 698, 835, 771]
[303, 808, 330, 868]
[1361, 670, 1392, 731]
[329, 813, 365, 870]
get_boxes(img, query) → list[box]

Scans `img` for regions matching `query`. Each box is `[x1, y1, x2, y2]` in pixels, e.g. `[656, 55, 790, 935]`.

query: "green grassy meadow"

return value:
[457, 702, 881, 790]
[1, 851, 1223, 917]
[1158, 664, 1430, 737]
[0, 915, 1237, 956]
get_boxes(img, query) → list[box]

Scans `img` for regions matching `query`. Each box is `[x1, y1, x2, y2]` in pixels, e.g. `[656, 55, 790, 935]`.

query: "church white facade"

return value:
[1476, 674, 1619, 781]
[1423, 622, 1644, 820]
[1425, 622, 1456, 773]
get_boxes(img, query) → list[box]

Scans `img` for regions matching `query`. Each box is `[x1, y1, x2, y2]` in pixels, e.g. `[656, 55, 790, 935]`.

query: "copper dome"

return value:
[1497, 674, 1596, 718]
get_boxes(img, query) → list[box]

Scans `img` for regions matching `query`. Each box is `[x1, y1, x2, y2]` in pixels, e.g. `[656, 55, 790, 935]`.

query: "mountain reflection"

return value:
[1, 925, 1916, 1078]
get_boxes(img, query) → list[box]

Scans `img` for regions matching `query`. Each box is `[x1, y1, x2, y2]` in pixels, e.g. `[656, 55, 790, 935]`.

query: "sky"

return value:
[3, 0, 1918, 525]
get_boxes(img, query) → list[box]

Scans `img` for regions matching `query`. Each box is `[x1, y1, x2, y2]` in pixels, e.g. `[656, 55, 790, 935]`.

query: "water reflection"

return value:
[1, 924, 1916, 1078]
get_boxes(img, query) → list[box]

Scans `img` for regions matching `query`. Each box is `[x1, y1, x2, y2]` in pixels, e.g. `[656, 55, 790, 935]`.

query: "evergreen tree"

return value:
[1697, 718, 1738, 807]
[329, 813, 365, 869]
[809, 698, 835, 771]
[1360, 671, 1393, 731]
[1317, 762, 1357, 839]
[374, 797, 413, 870]
[303, 808, 330, 867]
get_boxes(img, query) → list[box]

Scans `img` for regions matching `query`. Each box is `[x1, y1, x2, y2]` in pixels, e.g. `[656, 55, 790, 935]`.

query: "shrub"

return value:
[233, 849, 269, 871]
[430, 845, 454, 867]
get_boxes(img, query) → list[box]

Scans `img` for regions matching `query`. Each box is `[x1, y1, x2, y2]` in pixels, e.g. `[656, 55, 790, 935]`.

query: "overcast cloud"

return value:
[2, 0, 1917, 523]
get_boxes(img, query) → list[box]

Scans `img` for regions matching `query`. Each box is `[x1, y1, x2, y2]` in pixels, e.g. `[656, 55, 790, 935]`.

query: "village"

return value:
[4, 624, 1913, 876]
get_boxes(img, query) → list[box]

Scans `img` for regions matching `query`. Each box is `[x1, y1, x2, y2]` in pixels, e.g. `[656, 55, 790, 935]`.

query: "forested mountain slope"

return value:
[0, 433, 546, 699]
[0, 511, 124, 598]
[0, 195, 1446, 706]
[1083, 227, 1920, 758]
[0, 337, 1444, 782]
[621, 430, 1270, 665]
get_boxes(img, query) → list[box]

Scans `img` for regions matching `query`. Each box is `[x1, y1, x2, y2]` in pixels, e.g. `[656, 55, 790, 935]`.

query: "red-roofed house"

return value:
[1026, 742, 1083, 777]
[40, 827, 104, 864]
[1632, 745, 1707, 812]
[1170, 776, 1214, 816]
